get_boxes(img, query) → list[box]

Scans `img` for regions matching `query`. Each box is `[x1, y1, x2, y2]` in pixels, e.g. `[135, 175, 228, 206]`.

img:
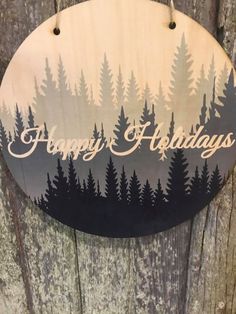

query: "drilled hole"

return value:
[53, 28, 61, 35]
[169, 22, 176, 30]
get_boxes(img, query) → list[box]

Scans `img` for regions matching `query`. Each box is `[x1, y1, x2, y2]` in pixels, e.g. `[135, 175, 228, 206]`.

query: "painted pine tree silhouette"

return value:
[216, 69, 236, 134]
[58, 56, 70, 97]
[100, 54, 114, 108]
[208, 77, 218, 122]
[155, 82, 170, 134]
[97, 180, 102, 198]
[89, 86, 96, 107]
[44, 173, 55, 213]
[217, 63, 228, 97]
[0, 119, 8, 151]
[0, 102, 13, 133]
[68, 157, 80, 207]
[168, 34, 194, 129]
[207, 56, 216, 107]
[113, 106, 131, 151]
[189, 166, 201, 199]
[83, 179, 87, 198]
[139, 101, 157, 151]
[87, 169, 97, 199]
[141, 180, 153, 208]
[167, 112, 175, 140]
[93, 123, 100, 140]
[194, 65, 208, 110]
[200, 160, 209, 201]
[119, 166, 128, 205]
[116, 66, 126, 108]
[129, 171, 141, 207]
[14, 104, 25, 139]
[154, 179, 166, 210]
[79, 70, 90, 108]
[28, 106, 35, 128]
[166, 149, 189, 204]
[53, 159, 69, 211]
[197, 94, 207, 129]
[105, 157, 119, 202]
[141, 83, 153, 108]
[209, 165, 222, 197]
[126, 71, 140, 118]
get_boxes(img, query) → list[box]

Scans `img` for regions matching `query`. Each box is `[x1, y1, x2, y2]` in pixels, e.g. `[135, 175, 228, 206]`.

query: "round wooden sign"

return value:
[0, 0, 235, 237]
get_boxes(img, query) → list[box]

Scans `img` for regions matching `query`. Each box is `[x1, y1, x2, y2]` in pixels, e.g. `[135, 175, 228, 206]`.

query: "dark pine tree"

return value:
[200, 160, 209, 201]
[129, 171, 141, 207]
[190, 166, 201, 199]
[141, 180, 153, 208]
[216, 69, 236, 134]
[14, 104, 25, 140]
[0, 119, 8, 151]
[113, 106, 131, 151]
[154, 179, 166, 210]
[87, 169, 96, 199]
[83, 179, 87, 198]
[120, 166, 129, 204]
[68, 157, 79, 207]
[28, 106, 35, 128]
[105, 157, 119, 203]
[166, 149, 189, 205]
[197, 94, 207, 129]
[209, 165, 222, 198]
[93, 124, 100, 140]
[44, 173, 56, 213]
[97, 180, 102, 198]
[167, 112, 175, 139]
[53, 159, 69, 211]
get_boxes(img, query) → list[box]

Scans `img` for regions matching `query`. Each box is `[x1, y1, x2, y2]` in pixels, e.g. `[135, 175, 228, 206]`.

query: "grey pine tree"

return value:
[100, 53, 114, 108]
[126, 71, 140, 118]
[155, 82, 170, 135]
[141, 83, 153, 108]
[168, 34, 194, 129]
[116, 66, 126, 108]
[79, 70, 90, 108]
[194, 65, 208, 110]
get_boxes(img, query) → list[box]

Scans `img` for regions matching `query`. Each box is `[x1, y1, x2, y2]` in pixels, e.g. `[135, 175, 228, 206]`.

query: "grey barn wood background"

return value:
[0, 0, 236, 313]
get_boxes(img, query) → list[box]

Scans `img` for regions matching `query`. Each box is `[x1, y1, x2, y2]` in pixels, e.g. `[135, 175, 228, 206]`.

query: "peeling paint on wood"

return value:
[0, 0, 235, 313]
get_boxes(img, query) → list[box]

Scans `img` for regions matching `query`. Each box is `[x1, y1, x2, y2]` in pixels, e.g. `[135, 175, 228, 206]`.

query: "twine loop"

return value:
[54, 0, 62, 35]
[169, 0, 176, 29]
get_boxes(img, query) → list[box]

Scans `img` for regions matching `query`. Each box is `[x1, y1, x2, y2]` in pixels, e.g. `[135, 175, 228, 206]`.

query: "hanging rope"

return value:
[169, 0, 176, 29]
[54, 0, 62, 35]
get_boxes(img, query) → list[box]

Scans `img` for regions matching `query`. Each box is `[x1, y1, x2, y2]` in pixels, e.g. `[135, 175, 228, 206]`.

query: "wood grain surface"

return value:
[0, 0, 235, 313]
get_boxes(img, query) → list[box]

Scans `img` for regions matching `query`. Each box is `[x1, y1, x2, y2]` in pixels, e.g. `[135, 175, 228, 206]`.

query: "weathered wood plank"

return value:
[0, 1, 235, 314]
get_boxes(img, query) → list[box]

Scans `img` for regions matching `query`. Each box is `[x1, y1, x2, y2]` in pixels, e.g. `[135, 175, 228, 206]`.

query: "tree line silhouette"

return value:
[35, 151, 224, 224]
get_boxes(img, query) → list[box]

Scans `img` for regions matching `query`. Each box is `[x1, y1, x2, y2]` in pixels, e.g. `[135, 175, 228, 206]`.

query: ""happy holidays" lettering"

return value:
[7, 123, 235, 161]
